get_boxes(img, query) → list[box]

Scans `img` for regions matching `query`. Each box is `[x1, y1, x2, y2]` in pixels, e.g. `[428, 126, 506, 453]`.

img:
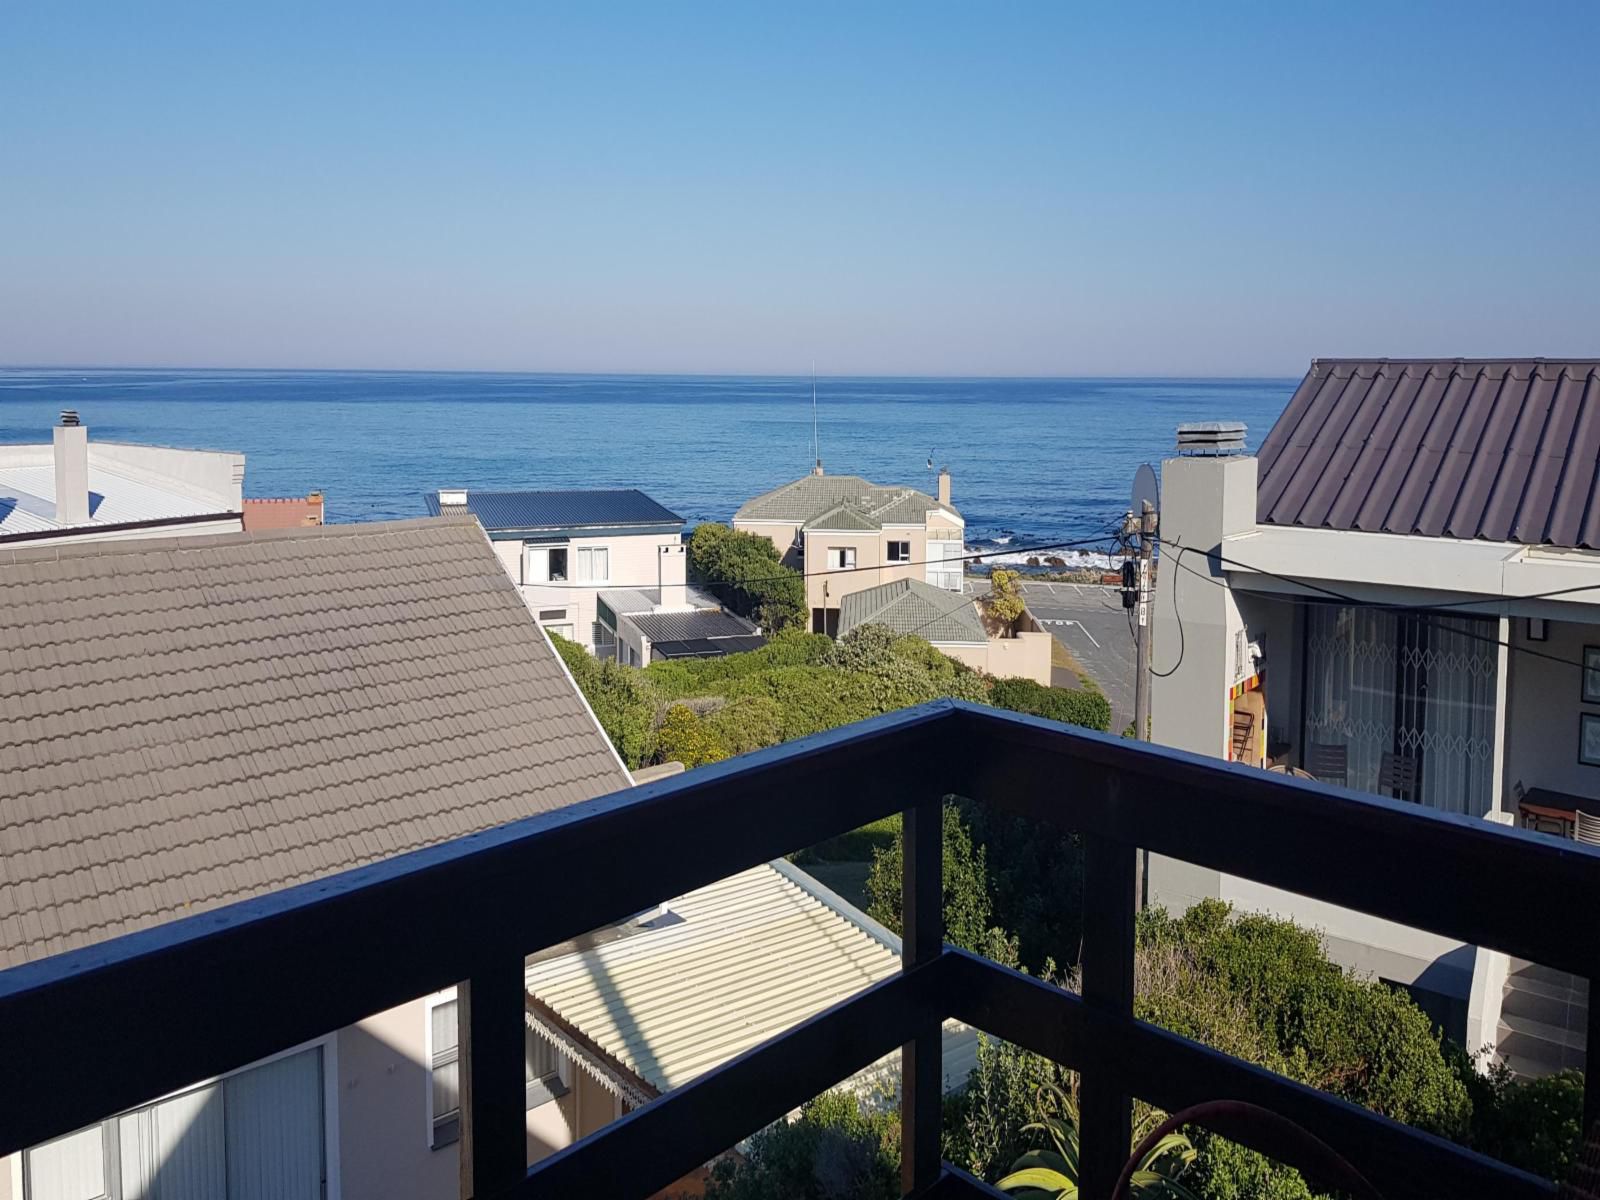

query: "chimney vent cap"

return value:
[59, 410, 81, 427]
[438, 488, 468, 506]
[1176, 421, 1248, 455]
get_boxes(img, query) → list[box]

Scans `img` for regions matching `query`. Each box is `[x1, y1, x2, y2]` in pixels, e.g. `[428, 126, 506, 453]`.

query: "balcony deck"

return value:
[2, 700, 1596, 1198]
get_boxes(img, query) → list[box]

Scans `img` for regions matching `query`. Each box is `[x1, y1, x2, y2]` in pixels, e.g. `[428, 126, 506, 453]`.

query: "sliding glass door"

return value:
[1301, 604, 1497, 816]
[25, 1046, 324, 1200]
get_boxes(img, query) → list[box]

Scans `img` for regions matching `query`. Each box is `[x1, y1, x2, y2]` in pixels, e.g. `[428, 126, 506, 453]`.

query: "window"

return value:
[574, 546, 609, 583]
[525, 544, 570, 583]
[25, 1048, 325, 1200]
[538, 608, 568, 622]
[544, 622, 576, 642]
[827, 547, 856, 570]
[887, 540, 911, 562]
[428, 995, 569, 1151]
[924, 540, 962, 591]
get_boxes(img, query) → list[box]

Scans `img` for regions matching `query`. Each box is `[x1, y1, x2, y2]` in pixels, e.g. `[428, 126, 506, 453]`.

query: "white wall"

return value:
[89, 442, 245, 510]
[1503, 615, 1600, 799]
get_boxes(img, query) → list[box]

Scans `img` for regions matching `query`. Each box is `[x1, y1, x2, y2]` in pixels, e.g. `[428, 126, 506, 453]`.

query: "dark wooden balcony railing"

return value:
[2, 700, 1597, 1199]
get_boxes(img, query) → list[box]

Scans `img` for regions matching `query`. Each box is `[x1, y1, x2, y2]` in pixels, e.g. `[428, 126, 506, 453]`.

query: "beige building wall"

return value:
[732, 519, 803, 567]
[486, 532, 686, 652]
[983, 629, 1053, 686]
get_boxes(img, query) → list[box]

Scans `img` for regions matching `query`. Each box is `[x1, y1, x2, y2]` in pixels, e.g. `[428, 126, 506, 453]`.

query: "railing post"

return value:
[901, 797, 943, 1196]
[457, 957, 529, 1199]
[1079, 827, 1137, 1199]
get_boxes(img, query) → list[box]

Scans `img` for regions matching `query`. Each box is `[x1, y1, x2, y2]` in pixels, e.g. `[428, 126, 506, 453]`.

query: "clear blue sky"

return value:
[2, 2, 1596, 376]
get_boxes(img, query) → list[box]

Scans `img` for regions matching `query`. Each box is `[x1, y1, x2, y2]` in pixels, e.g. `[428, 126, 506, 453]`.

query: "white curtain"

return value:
[225, 1047, 324, 1200]
[1412, 616, 1498, 816]
[25, 1126, 106, 1200]
[1302, 604, 1397, 793]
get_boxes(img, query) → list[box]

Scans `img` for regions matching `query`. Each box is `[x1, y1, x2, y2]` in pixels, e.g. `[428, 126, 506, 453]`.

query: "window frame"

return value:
[574, 546, 610, 584]
[424, 989, 571, 1153]
[827, 546, 857, 570]
[887, 540, 911, 563]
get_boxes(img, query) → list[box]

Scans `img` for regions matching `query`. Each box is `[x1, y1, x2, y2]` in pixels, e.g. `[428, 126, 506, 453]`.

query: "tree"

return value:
[986, 568, 1028, 628]
[865, 801, 992, 953]
[550, 631, 657, 768]
[688, 523, 805, 631]
[988, 676, 1112, 733]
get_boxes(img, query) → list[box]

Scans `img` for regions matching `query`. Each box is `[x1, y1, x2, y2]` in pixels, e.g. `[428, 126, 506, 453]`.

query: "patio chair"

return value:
[1377, 751, 1419, 801]
[1304, 742, 1348, 787]
[1577, 809, 1600, 847]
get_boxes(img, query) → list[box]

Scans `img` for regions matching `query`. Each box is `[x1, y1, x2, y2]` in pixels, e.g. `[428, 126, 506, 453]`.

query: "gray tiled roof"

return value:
[625, 609, 760, 643]
[735, 474, 957, 526]
[1258, 359, 1600, 548]
[837, 578, 985, 644]
[0, 515, 630, 968]
[424, 488, 683, 531]
[803, 504, 881, 532]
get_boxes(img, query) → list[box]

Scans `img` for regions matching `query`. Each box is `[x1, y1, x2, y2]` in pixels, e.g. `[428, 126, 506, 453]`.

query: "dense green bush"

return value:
[702, 694, 785, 756]
[865, 801, 992, 953]
[644, 628, 833, 698]
[823, 624, 990, 709]
[1452, 1053, 1585, 1181]
[1138, 902, 1471, 1138]
[988, 675, 1112, 732]
[551, 632, 658, 768]
[720, 665, 885, 738]
[687, 522, 806, 631]
[954, 799, 1084, 976]
[654, 704, 730, 768]
[702, 1090, 900, 1200]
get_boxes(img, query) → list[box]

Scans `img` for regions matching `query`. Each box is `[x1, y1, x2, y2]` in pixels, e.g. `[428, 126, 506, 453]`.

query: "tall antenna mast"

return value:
[811, 361, 822, 475]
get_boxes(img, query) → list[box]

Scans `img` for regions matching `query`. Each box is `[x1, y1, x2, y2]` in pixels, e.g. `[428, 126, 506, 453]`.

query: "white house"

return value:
[425, 487, 693, 656]
[0, 411, 244, 546]
[1149, 357, 1597, 1079]
[734, 467, 965, 636]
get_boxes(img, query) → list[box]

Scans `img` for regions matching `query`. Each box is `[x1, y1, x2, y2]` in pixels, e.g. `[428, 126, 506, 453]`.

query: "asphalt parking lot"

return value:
[967, 579, 1137, 733]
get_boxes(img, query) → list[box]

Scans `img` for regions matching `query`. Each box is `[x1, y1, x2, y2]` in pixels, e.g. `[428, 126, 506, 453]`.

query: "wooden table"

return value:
[1518, 787, 1600, 837]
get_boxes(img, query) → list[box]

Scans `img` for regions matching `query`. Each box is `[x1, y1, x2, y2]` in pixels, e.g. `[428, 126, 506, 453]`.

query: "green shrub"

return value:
[644, 628, 833, 698]
[702, 694, 784, 756]
[703, 1090, 900, 1199]
[957, 798, 1083, 976]
[1138, 901, 1471, 1137]
[720, 666, 884, 738]
[653, 704, 729, 769]
[866, 801, 991, 952]
[989, 676, 1112, 732]
[687, 523, 806, 632]
[550, 632, 657, 768]
[1453, 1054, 1585, 1180]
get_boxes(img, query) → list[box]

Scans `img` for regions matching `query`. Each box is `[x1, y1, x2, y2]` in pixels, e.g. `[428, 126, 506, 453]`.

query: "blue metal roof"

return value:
[423, 489, 684, 531]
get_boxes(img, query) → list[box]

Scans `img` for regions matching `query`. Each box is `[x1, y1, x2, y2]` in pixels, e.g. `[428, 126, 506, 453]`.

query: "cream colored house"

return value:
[426, 487, 692, 656]
[838, 576, 1053, 685]
[0, 411, 244, 547]
[733, 467, 965, 635]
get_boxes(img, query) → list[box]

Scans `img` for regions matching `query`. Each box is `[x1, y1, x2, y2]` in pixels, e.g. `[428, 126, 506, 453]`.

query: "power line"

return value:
[1157, 534, 1597, 677]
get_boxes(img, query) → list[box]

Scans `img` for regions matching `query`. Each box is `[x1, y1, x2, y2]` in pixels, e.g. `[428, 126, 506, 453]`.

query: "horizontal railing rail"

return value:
[0, 700, 1595, 1199]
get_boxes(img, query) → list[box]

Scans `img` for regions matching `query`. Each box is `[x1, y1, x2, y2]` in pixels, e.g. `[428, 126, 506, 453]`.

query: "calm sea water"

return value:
[0, 370, 1292, 552]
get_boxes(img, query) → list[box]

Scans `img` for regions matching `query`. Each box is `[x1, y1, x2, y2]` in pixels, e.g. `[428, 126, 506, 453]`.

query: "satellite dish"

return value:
[1131, 463, 1159, 515]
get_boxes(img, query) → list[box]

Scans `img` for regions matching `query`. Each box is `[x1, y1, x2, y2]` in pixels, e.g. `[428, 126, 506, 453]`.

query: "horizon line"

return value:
[0, 361, 1303, 383]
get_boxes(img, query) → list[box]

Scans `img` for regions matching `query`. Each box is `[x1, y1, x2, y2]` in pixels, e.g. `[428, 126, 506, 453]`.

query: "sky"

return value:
[2, 2, 1597, 377]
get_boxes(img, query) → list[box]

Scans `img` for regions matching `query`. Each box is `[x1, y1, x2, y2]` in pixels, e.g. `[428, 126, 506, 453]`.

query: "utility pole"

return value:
[1132, 499, 1156, 742]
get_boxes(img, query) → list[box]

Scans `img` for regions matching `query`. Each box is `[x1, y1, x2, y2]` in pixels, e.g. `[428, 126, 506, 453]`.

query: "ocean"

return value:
[0, 370, 1293, 556]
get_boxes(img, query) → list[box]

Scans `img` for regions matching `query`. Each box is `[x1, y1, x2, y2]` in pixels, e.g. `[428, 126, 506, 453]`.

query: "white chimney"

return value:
[937, 466, 951, 508]
[657, 544, 687, 610]
[53, 411, 89, 525]
[438, 488, 468, 507]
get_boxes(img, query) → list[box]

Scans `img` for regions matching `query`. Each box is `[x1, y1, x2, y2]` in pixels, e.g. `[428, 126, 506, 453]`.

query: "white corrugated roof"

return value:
[524, 862, 976, 1096]
[0, 463, 224, 536]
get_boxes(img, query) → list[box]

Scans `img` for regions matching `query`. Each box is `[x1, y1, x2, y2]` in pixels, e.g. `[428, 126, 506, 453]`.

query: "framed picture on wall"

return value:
[1585, 647, 1600, 704]
[1581, 714, 1600, 767]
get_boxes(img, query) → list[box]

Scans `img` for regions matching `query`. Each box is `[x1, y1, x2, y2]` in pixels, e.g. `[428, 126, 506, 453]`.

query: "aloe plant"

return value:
[995, 1084, 1200, 1200]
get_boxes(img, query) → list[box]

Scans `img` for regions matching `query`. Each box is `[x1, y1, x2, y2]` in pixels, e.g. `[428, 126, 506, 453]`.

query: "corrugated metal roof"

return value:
[649, 635, 769, 659]
[524, 863, 976, 1095]
[735, 474, 956, 525]
[0, 515, 630, 969]
[625, 609, 759, 643]
[0, 463, 228, 536]
[424, 488, 683, 531]
[838, 578, 986, 644]
[1257, 359, 1600, 548]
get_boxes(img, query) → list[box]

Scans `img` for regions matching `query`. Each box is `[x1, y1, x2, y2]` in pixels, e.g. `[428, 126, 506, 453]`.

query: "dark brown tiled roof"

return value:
[0, 516, 629, 968]
[1257, 359, 1600, 548]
